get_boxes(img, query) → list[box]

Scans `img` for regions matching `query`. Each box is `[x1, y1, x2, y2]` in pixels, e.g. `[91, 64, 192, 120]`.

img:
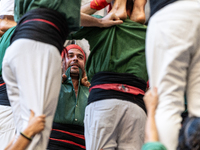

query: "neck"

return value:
[71, 76, 79, 97]
[72, 78, 79, 88]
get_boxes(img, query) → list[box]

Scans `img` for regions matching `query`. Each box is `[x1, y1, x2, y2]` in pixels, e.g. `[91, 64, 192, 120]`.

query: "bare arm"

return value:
[80, 12, 123, 27]
[5, 110, 45, 150]
[0, 15, 17, 32]
[81, 2, 97, 15]
[143, 87, 159, 143]
[5, 130, 34, 150]
[0, 15, 17, 37]
[81, 0, 113, 15]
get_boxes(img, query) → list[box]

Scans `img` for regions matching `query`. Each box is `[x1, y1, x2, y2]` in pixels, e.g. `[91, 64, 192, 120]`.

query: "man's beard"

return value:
[70, 69, 79, 78]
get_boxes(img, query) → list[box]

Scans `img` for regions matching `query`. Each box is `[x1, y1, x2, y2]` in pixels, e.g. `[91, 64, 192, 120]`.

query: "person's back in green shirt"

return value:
[14, 0, 81, 32]
[70, 17, 148, 150]
[71, 17, 148, 82]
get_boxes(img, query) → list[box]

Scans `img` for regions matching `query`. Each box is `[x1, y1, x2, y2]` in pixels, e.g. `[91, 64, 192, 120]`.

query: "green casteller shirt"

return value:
[70, 16, 148, 82]
[0, 26, 16, 76]
[142, 142, 167, 150]
[53, 67, 89, 126]
[14, 0, 81, 32]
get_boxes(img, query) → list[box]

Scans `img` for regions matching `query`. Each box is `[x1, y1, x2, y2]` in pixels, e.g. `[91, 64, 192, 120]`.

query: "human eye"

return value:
[68, 54, 73, 58]
[78, 55, 84, 60]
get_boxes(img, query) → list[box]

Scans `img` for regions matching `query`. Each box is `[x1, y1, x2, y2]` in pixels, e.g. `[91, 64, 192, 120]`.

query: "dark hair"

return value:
[177, 117, 200, 150]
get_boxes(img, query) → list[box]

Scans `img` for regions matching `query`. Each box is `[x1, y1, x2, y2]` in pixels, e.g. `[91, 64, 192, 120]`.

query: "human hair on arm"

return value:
[5, 110, 45, 150]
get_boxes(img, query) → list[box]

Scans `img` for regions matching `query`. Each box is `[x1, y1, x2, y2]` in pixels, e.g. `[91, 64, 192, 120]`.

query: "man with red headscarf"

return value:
[47, 44, 89, 150]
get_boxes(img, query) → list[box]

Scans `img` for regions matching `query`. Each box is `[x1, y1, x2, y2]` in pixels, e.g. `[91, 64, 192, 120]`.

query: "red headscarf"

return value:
[61, 44, 86, 62]
[61, 44, 86, 72]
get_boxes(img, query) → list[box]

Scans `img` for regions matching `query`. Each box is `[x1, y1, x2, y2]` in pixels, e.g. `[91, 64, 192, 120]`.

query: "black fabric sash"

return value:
[88, 72, 147, 113]
[11, 8, 69, 53]
[48, 122, 85, 150]
[0, 76, 10, 106]
[150, 0, 177, 17]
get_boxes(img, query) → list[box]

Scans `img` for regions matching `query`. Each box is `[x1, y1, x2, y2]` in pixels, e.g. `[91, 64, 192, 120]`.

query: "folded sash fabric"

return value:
[88, 71, 147, 113]
[48, 123, 85, 150]
[11, 8, 69, 53]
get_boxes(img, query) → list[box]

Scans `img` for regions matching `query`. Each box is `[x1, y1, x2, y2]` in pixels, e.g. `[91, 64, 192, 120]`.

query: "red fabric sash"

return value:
[52, 129, 85, 139]
[50, 138, 86, 149]
[50, 128, 85, 149]
[89, 83, 145, 95]
[23, 19, 60, 32]
[0, 83, 5, 86]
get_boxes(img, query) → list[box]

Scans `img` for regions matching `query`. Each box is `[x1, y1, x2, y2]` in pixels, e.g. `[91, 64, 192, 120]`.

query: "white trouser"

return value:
[0, 105, 15, 150]
[84, 99, 147, 150]
[146, 0, 200, 149]
[2, 39, 62, 150]
[0, 0, 14, 16]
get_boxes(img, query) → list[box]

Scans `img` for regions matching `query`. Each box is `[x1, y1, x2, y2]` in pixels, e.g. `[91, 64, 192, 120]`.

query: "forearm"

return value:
[81, 13, 102, 27]
[81, 3, 97, 15]
[6, 137, 31, 150]
[81, 0, 112, 15]
[145, 111, 159, 142]
[5, 110, 45, 150]
[0, 15, 17, 32]
[80, 12, 123, 28]
[6, 129, 34, 150]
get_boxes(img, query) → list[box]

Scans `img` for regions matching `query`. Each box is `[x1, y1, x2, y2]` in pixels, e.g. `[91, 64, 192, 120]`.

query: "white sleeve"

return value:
[0, 0, 14, 16]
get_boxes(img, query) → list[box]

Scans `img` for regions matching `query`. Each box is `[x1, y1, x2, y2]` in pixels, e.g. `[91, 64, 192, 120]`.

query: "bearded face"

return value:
[66, 48, 85, 77]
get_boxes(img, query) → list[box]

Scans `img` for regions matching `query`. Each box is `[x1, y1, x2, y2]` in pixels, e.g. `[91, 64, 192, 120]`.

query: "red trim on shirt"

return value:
[89, 83, 145, 95]
[52, 129, 85, 139]
[0, 83, 5, 86]
[50, 138, 86, 149]
[23, 19, 60, 32]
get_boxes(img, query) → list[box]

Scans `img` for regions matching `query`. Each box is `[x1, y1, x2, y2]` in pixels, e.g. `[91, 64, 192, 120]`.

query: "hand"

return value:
[100, 12, 123, 28]
[81, 76, 91, 87]
[23, 110, 46, 137]
[143, 87, 158, 113]
[62, 74, 67, 83]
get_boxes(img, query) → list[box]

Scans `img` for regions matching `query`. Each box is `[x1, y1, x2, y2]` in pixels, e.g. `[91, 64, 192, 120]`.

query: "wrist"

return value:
[20, 131, 33, 141]
[98, 18, 104, 28]
[147, 110, 156, 116]
[23, 128, 35, 138]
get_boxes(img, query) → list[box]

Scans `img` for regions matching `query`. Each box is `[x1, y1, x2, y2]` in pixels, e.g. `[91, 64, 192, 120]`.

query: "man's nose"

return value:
[73, 55, 78, 61]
